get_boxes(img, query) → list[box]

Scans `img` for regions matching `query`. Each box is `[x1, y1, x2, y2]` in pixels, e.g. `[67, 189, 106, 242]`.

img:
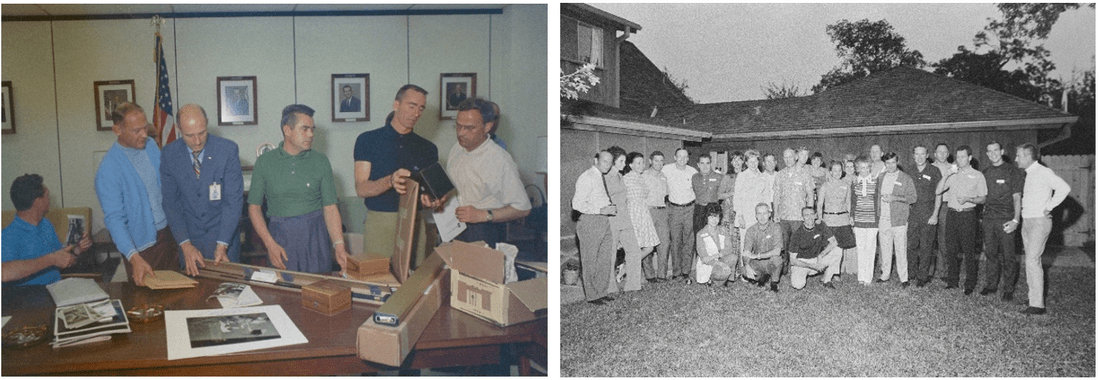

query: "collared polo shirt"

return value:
[642, 169, 668, 208]
[910, 163, 942, 222]
[247, 142, 337, 217]
[982, 162, 1024, 220]
[943, 166, 986, 210]
[774, 165, 813, 221]
[662, 164, 697, 205]
[692, 171, 723, 205]
[353, 123, 438, 212]
[2, 216, 62, 286]
[789, 222, 834, 259]
[743, 221, 783, 256]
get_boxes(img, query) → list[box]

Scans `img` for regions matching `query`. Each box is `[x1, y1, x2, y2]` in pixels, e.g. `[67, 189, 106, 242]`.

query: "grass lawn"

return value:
[560, 266, 1095, 377]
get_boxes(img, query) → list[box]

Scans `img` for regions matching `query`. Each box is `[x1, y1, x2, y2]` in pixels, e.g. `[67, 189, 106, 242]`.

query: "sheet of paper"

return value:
[165, 305, 307, 361]
[250, 270, 278, 284]
[2, 316, 10, 328]
[433, 196, 466, 243]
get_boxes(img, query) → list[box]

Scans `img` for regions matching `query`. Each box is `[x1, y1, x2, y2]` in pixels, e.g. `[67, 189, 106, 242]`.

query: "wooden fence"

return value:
[1044, 155, 1094, 247]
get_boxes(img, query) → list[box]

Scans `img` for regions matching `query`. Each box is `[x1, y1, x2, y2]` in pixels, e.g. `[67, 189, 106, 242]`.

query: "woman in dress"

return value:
[605, 146, 644, 291]
[622, 152, 659, 288]
[817, 160, 857, 277]
[719, 151, 744, 229]
[850, 156, 879, 285]
[732, 150, 769, 252]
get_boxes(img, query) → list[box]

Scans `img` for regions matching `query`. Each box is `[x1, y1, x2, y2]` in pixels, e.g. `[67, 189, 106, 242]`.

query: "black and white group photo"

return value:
[560, 3, 1094, 377]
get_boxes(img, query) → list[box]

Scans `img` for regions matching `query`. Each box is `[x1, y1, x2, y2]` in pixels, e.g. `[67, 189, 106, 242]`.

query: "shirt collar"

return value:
[276, 141, 310, 158]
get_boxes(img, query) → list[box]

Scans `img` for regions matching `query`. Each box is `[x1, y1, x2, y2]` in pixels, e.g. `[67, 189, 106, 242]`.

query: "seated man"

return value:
[788, 207, 841, 290]
[741, 202, 784, 292]
[695, 203, 738, 287]
[2, 174, 92, 286]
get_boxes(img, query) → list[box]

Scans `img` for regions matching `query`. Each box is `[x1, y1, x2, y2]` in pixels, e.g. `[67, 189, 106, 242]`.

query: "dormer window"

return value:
[578, 22, 604, 67]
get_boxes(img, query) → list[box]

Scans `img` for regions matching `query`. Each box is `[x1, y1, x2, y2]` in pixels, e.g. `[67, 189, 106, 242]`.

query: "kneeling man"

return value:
[741, 202, 784, 292]
[788, 207, 841, 289]
[694, 204, 737, 287]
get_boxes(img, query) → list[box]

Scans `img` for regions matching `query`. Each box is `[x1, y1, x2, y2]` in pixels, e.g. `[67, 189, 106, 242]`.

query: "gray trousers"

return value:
[577, 214, 616, 301]
[643, 206, 671, 279]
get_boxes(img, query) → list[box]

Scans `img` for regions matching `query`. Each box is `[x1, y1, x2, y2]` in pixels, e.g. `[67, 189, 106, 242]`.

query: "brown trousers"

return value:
[122, 227, 180, 283]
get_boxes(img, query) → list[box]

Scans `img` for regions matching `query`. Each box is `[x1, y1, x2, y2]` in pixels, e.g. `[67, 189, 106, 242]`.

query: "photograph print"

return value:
[2, 81, 13, 134]
[93, 79, 135, 131]
[186, 312, 280, 348]
[332, 73, 369, 122]
[440, 73, 476, 119]
[217, 76, 257, 126]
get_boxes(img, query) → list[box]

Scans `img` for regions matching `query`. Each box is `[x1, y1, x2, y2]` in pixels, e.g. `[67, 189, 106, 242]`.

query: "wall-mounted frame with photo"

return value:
[94, 79, 135, 131]
[440, 73, 476, 120]
[2, 81, 14, 135]
[217, 76, 258, 126]
[331, 74, 369, 123]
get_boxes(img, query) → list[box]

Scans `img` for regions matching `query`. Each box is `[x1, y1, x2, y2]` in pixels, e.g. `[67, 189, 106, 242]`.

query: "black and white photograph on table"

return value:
[332, 73, 369, 122]
[165, 305, 307, 360]
[93, 79, 135, 131]
[440, 73, 476, 119]
[217, 76, 257, 126]
[2, 81, 13, 134]
[186, 313, 280, 348]
[559, 3, 1094, 377]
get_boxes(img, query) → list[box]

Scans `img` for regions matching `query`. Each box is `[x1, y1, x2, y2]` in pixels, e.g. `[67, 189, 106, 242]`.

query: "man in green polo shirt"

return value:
[248, 104, 349, 274]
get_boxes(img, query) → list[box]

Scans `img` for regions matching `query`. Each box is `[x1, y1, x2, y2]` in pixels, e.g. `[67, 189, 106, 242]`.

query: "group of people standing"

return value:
[572, 141, 1070, 316]
[3, 84, 531, 289]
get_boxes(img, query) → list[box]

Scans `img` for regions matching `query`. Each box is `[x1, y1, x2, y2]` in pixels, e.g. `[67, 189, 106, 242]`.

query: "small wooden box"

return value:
[302, 280, 351, 315]
[346, 254, 391, 277]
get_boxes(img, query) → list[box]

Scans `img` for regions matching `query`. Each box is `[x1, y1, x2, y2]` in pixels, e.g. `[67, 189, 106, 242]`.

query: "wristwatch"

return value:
[486, 209, 495, 222]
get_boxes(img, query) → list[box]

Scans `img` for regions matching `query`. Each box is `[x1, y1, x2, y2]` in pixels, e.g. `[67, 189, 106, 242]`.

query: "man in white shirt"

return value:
[662, 148, 698, 281]
[642, 151, 670, 282]
[1015, 144, 1070, 315]
[447, 98, 531, 247]
[573, 150, 618, 305]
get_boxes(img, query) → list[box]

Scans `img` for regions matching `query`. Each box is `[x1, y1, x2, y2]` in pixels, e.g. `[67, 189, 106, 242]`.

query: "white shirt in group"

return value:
[573, 166, 610, 215]
[447, 138, 531, 213]
[1021, 161, 1070, 219]
[662, 164, 698, 204]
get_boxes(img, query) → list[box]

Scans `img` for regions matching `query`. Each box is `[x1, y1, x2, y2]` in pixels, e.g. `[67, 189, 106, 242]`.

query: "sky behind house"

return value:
[590, 3, 1096, 104]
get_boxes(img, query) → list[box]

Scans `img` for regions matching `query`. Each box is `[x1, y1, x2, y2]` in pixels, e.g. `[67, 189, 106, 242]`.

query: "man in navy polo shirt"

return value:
[354, 85, 439, 265]
[2, 174, 92, 285]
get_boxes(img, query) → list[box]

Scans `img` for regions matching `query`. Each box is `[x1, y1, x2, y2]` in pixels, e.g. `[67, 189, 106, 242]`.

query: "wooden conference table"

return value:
[1, 278, 547, 375]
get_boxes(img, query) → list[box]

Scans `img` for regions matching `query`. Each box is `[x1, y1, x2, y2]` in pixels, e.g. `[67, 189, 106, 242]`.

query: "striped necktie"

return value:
[192, 151, 202, 179]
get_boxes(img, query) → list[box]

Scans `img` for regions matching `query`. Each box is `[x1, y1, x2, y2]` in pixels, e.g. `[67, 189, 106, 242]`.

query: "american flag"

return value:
[154, 32, 176, 148]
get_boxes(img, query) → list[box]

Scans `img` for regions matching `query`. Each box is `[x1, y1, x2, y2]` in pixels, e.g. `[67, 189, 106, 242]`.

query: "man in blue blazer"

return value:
[161, 104, 244, 276]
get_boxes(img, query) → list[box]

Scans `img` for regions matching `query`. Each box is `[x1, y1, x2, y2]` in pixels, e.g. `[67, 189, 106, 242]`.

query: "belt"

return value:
[949, 207, 974, 212]
[824, 211, 848, 215]
[669, 200, 695, 207]
[649, 205, 666, 209]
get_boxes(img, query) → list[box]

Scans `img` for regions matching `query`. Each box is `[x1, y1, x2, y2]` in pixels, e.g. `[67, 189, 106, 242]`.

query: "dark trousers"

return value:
[577, 214, 614, 301]
[981, 217, 1019, 293]
[456, 221, 506, 248]
[692, 203, 710, 233]
[907, 220, 936, 283]
[123, 227, 180, 284]
[934, 204, 949, 280]
[668, 203, 695, 277]
[779, 220, 801, 252]
[944, 209, 978, 289]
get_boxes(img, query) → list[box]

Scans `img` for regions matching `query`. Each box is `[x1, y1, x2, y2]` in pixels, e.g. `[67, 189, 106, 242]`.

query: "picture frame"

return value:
[94, 79, 135, 131]
[2, 81, 13, 134]
[217, 76, 258, 126]
[331, 73, 370, 122]
[440, 73, 476, 119]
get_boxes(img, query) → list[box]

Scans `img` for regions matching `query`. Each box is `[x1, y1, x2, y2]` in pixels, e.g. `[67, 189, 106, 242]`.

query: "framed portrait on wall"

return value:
[440, 73, 476, 119]
[331, 73, 369, 122]
[217, 76, 258, 126]
[94, 79, 135, 131]
[2, 81, 14, 134]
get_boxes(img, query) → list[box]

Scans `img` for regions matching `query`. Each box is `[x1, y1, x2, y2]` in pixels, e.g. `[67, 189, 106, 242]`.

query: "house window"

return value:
[578, 23, 603, 67]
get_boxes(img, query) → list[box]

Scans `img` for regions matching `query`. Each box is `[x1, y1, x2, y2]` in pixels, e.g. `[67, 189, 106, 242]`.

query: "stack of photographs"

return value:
[53, 299, 131, 348]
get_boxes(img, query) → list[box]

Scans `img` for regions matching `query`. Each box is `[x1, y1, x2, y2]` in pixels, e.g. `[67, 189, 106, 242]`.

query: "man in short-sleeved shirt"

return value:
[642, 151, 670, 281]
[788, 207, 840, 289]
[2, 175, 90, 286]
[978, 141, 1024, 300]
[249, 104, 348, 274]
[354, 85, 438, 261]
[662, 148, 698, 280]
[940, 145, 987, 293]
[908, 145, 942, 287]
[691, 155, 723, 232]
[773, 148, 814, 248]
[741, 203, 784, 292]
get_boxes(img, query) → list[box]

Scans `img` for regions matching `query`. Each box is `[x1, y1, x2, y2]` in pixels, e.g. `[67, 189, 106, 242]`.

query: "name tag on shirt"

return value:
[813, 234, 820, 239]
[996, 179, 1005, 184]
[795, 182, 803, 186]
[209, 182, 221, 201]
[765, 234, 772, 239]
[922, 175, 931, 180]
[895, 181, 903, 186]
[708, 178, 717, 182]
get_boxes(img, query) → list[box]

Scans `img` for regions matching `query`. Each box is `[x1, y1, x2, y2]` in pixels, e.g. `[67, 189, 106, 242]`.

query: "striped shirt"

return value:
[852, 175, 877, 228]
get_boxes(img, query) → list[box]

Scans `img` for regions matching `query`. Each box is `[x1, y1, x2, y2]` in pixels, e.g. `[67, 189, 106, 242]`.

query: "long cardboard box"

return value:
[435, 241, 548, 326]
[356, 269, 447, 367]
[371, 253, 446, 326]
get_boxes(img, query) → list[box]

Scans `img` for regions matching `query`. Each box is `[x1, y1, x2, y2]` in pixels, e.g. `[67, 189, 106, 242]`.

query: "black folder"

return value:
[412, 162, 455, 200]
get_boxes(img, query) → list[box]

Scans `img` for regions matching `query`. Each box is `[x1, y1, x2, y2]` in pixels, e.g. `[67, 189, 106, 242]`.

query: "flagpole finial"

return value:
[151, 15, 166, 33]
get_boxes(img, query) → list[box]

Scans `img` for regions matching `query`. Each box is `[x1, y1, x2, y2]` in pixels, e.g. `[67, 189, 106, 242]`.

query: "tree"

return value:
[932, 48, 1043, 101]
[762, 82, 803, 99]
[812, 19, 926, 93]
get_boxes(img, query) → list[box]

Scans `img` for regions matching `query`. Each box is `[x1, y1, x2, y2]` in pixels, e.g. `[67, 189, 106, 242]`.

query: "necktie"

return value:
[192, 151, 202, 179]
